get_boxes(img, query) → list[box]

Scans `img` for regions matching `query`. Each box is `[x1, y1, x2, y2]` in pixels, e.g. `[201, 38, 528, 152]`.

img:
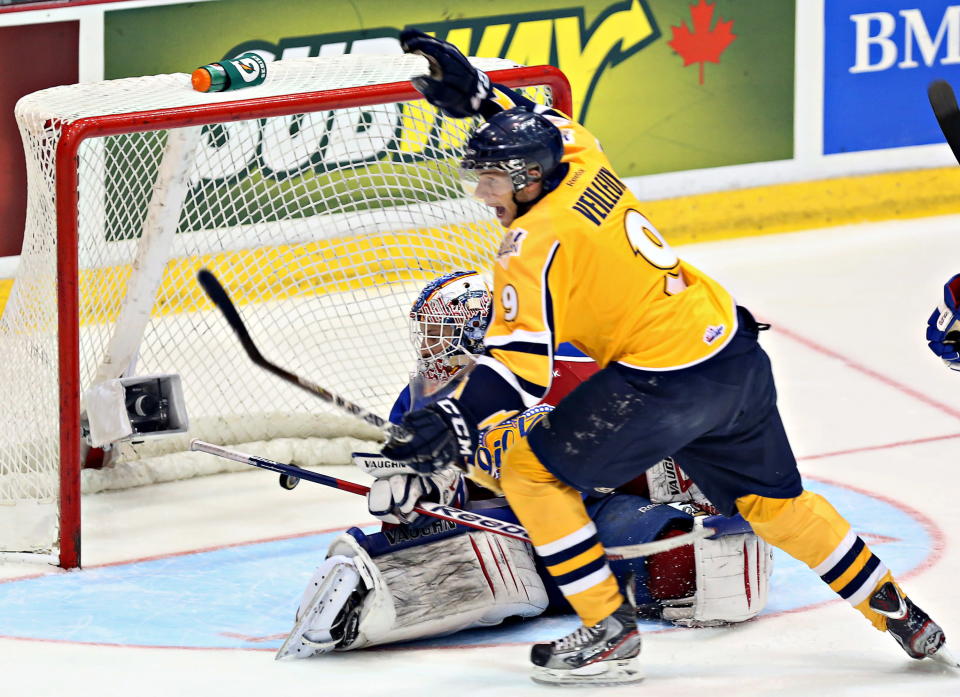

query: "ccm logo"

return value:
[437, 399, 473, 457]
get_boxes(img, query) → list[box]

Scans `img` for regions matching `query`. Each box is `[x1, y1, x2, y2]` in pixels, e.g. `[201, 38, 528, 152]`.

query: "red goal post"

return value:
[0, 58, 572, 568]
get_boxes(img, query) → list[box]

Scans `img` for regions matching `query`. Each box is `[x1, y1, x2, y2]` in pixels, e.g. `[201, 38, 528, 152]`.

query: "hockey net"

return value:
[1, 54, 570, 567]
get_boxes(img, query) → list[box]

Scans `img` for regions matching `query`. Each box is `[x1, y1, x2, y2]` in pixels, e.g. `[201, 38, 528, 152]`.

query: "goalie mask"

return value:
[409, 271, 492, 387]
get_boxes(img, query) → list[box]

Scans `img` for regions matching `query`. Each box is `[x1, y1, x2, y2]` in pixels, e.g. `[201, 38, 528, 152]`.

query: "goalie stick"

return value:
[929, 80, 960, 165]
[196, 269, 405, 437]
[190, 439, 749, 558]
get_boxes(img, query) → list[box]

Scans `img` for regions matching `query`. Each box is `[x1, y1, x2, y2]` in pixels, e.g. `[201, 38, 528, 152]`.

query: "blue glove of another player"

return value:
[381, 398, 478, 474]
[926, 273, 960, 371]
[400, 28, 491, 118]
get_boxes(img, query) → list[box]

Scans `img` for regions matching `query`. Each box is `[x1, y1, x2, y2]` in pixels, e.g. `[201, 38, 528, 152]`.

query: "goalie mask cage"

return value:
[2, 54, 571, 569]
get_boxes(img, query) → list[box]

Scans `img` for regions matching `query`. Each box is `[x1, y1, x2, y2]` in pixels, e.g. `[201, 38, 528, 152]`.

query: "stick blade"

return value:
[196, 268, 229, 308]
[196, 268, 263, 362]
[929, 80, 960, 164]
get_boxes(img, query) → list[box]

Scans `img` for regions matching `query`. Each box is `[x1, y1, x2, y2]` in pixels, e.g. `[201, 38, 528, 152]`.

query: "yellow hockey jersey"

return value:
[479, 115, 737, 406]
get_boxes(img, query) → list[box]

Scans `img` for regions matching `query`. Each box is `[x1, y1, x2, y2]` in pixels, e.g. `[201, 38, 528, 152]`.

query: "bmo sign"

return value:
[849, 7, 960, 73]
[824, 2, 960, 153]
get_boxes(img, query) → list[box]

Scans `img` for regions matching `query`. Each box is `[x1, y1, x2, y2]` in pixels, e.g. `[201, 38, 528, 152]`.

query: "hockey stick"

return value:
[196, 269, 404, 437]
[929, 80, 960, 164]
[190, 439, 733, 557]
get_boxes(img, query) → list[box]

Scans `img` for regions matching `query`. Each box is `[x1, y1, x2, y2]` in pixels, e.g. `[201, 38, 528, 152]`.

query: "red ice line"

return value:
[772, 323, 960, 422]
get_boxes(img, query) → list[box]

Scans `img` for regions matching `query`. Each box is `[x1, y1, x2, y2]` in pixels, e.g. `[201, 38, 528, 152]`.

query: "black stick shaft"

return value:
[196, 268, 405, 436]
[929, 80, 960, 164]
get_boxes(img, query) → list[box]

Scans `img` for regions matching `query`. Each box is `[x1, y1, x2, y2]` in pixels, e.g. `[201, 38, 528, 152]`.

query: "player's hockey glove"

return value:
[400, 28, 491, 118]
[926, 273, 960, 371]
[381, 398, 478, 474]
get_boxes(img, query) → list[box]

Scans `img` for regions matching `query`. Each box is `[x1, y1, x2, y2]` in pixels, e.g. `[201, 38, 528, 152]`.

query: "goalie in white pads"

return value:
[279, 271, 772, 659]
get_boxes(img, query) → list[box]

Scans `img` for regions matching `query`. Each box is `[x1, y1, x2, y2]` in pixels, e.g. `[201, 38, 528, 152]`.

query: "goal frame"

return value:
[52, 65, 571, 569]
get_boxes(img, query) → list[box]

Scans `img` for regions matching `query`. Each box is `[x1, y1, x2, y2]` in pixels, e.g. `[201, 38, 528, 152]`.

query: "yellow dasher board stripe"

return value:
[0, 279, 9, 319]
[3, 165, 960, 320]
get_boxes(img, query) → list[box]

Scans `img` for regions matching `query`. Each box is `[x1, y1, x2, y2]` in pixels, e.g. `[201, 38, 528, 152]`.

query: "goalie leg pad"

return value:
[661, 515, 773, 626]
[328, 528, 548, 650]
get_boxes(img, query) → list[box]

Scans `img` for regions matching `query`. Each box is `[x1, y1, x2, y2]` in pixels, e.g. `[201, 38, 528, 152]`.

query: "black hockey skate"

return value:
[530, 601, 642, 686]
[869, 581, 957, 667]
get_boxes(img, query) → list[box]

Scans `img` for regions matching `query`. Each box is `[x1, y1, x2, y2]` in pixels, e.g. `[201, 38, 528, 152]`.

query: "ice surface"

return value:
[2, 215, 960, 696]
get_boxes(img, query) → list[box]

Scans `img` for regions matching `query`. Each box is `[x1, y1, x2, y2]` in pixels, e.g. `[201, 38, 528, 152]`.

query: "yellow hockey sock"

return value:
[737, 490, 892, 631]
[500, 435, 622, 626]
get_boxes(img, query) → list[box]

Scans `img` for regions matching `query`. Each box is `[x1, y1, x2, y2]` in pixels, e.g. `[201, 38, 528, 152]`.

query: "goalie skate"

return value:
[530, 601, 643, 686]
[276, 556, 363, 660]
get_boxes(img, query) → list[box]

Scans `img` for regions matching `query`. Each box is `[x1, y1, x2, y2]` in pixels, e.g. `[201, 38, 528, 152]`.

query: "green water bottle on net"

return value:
[192, 52, 267, 92]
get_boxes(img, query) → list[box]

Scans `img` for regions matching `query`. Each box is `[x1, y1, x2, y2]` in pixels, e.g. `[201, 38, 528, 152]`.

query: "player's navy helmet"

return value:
[460, 108, 564, 192]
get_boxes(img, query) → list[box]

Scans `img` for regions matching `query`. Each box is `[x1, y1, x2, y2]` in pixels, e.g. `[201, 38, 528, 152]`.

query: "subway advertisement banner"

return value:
[104, 0, 795, 179]
[824, 0, 960, 155]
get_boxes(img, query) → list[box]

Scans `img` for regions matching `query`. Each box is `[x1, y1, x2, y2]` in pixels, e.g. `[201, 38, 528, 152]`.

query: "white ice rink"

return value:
[3, 214, 960, 697]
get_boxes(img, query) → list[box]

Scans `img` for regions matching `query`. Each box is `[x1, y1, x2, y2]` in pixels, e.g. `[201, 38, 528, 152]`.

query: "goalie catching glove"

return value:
[927, 273, 960, 371]
[381, 398, 478, 474]
[400, 28, 491, 118]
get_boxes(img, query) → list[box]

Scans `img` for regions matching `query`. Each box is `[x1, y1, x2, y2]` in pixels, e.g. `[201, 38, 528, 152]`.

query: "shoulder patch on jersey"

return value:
[560, 128, 576, 144]
[543, 114, 571, 128]
[496, 228, 527, 268]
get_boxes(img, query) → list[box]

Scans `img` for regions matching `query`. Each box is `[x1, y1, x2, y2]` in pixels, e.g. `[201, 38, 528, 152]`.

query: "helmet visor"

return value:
[458, 167, 514, 200]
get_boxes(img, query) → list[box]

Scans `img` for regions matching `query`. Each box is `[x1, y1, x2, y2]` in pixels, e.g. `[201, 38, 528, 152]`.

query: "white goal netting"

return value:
[0, 54, 563, 560]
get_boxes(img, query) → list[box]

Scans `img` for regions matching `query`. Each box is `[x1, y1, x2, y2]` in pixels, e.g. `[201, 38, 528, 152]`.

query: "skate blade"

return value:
[531, 658, 643, 687]
[931, 645, 960, 669]
[275, 577, 339, 660]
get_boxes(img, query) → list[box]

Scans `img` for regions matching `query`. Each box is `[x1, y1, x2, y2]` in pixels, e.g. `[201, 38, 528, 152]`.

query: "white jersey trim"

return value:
[476, 355, 541, 408]
[484, 328, 552, 348]
[539, 241, 561, 397]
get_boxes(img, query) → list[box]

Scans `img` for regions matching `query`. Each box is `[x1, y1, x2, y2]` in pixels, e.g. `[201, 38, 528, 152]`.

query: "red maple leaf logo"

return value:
[668, 0, 737, 85]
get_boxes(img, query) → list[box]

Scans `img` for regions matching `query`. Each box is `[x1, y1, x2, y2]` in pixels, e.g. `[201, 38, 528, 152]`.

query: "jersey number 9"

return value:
[624, 210, 678, 270]
[501, 284, 519, 321]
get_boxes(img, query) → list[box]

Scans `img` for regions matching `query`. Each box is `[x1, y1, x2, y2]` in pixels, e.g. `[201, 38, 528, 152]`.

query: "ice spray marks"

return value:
[192, 52, 267, 92]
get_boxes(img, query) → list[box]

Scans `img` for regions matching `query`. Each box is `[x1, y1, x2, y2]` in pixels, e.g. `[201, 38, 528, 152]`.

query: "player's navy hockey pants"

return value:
[527, 306, 803, 516]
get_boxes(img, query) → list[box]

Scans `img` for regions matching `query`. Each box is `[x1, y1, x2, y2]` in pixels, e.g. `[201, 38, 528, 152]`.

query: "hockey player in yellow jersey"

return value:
[475, 119, 736, 375]
[383, 29, 955, 686]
